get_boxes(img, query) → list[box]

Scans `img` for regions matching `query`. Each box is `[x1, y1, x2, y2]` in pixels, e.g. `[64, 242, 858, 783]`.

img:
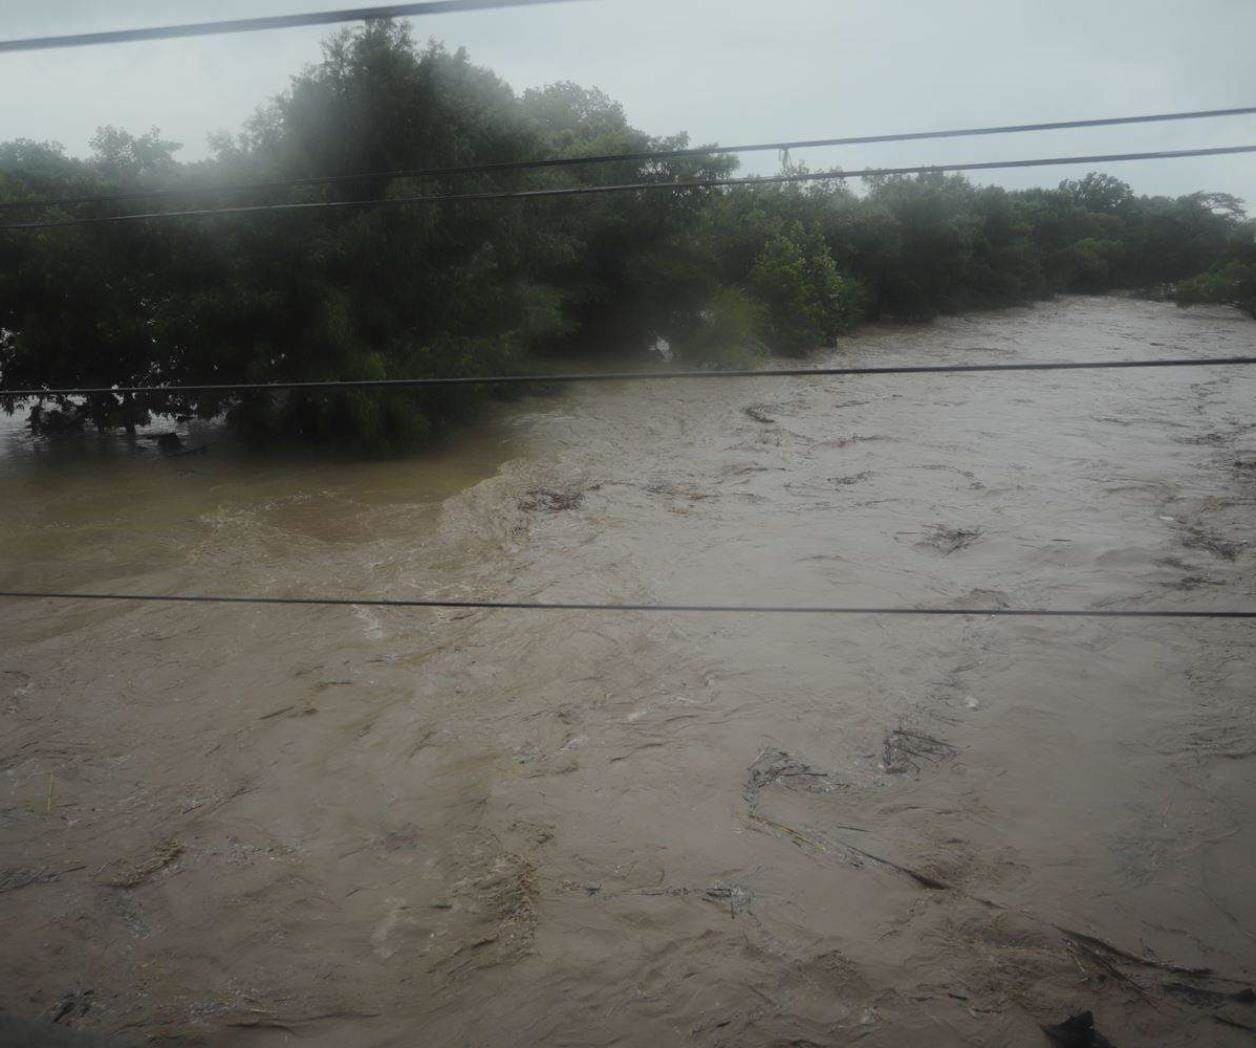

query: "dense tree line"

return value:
[1, 21, 1251, 448]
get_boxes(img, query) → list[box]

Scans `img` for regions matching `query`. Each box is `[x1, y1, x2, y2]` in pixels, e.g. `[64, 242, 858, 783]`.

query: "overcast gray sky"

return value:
[3, 1, 1256, 205]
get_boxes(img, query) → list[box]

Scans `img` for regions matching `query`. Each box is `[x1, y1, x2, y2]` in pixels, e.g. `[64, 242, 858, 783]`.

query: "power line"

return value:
[5, 105, 1255, 213]
[0, 0, 582, 53]
[6, 144, 1254, 231]
[0, 591, 1251, 618]
[5, 356, 1256, 401]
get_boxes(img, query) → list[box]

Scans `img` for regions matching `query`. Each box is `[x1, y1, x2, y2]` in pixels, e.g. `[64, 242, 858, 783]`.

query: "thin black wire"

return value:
[0, 0, 580, 53]
[6, 355, 1256, 401]
[0, 591, 1251, 618]
[7, 144, 1256, 231]
[5, 105, 1255, 213]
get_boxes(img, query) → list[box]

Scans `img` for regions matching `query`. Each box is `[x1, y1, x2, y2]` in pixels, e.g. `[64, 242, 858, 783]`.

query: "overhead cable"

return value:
[1, 590, 1252, 619]
[0, 0, 581, 53]
[5, 355, 1256, 400]
[4, 105, 1254, 213]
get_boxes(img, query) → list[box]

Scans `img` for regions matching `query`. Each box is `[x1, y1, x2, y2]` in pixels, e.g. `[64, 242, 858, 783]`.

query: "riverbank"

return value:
[1, 296, 1254, 1045]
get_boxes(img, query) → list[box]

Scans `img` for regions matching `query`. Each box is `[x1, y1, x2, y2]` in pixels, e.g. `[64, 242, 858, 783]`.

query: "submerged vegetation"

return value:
[1, 21, 1252, 448]
[1177, 254, 1256, 319]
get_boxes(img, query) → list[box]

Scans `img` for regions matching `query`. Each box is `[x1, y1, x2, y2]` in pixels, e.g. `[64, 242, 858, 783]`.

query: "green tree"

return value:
[750, 223, 862, 355]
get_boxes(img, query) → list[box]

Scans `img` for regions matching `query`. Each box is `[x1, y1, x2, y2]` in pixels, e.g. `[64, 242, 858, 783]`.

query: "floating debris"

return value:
[702, 883, 754, 916]
[1180, 525, 1245, 562]
[744, 749, 845, 811]
[519, 488, 584, 512]
[51, 988, 94, 1025]
[0, 868, 62, 894]
[98, 839, 183, 889]
[1042, 1010, 1115, 1047]
[881, 730, 958, 775]
[917, 525, 982, 555]
[1162, 981, 1256, 1007]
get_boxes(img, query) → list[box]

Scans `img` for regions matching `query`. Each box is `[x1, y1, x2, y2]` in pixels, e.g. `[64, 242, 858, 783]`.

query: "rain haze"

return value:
[6, 5, 1256, 1048]
[3, 0, 1256, 201]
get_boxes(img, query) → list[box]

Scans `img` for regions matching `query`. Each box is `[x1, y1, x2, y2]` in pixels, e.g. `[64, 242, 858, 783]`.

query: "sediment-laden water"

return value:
[1, 296, 1254, 1046]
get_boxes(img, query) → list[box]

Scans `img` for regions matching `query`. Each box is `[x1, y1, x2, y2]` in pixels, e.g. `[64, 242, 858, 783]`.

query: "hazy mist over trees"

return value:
[1, 20, 1252, 448]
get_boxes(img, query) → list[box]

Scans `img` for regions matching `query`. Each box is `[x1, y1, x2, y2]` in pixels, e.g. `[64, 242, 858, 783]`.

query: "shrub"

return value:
[1177, 261, 1256, 319]
[749, 224, 864, 355]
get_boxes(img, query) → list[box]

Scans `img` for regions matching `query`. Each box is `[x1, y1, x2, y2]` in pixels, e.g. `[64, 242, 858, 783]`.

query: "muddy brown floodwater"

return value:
[1, 296, 1255, 1047]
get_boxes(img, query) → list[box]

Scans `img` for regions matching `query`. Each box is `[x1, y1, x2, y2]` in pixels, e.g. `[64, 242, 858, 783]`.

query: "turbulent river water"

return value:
[1, 296, 1254, 1047]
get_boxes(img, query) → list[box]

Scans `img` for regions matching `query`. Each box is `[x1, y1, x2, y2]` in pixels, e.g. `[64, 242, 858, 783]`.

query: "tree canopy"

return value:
[1, 20, 1250, 448]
